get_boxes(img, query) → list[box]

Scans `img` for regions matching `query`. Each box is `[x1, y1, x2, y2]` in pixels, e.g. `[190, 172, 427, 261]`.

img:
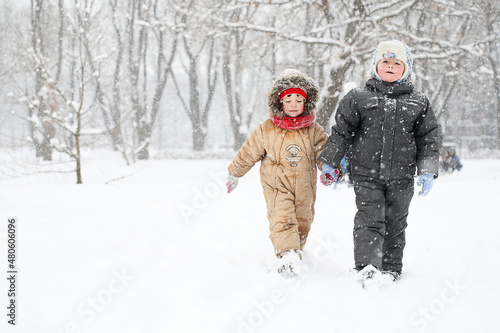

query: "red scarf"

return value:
[270, 112, 316, 130]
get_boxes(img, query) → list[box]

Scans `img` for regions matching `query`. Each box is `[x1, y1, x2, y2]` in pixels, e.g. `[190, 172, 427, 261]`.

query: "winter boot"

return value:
[359, 265, 381, 289]
[381, 270, 401, 282]
[276, 250, 302, 278]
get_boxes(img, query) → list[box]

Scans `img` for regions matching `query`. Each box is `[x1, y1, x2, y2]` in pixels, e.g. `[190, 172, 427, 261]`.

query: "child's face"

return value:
[282, 94, 305, 117]
[377, 58, 405, 82]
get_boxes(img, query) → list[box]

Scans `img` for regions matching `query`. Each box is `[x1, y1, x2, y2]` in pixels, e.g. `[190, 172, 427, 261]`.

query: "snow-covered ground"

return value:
[1, 153, 499, 333]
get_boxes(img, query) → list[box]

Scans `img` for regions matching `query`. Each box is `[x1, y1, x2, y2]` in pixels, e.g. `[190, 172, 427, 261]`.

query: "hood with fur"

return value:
[267, 69, 319, 118]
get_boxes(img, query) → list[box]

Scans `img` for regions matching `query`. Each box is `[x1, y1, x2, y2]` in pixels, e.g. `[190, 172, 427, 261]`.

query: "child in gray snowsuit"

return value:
[319, 40, 441, 285]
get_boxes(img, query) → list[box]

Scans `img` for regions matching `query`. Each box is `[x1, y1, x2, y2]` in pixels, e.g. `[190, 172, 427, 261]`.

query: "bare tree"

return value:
[28, 18, 91, 184]
[108, 0, 128, 159]
[480, 0, 500, 148]
[76, 0, 118, 151]
[29, 0, 55, 161]
[124, 0, 178, 159]
[221, 2, 255, 150]
[170, 0, 218, 151]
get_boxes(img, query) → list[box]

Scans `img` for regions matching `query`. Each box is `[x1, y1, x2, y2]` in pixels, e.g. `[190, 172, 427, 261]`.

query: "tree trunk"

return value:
[222, 34, 246, 150]
[317, 59, 353, 130]
[30, 0, 53, 161]
[192, 123, 206, 152]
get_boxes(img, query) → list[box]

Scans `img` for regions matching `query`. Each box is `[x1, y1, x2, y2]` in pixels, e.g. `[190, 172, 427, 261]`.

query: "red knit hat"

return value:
[279, 88, 307, 102]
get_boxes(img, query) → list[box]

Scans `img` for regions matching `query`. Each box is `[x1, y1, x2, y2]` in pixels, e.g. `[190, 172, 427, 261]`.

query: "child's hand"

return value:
[226, 174, 239, 193]
[320, 172, 335, 186]
[320, 164, 340, 186]
[417, 173, 434, 196]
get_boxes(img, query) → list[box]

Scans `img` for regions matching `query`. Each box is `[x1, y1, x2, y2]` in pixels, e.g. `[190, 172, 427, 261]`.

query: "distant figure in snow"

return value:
[441, 148, 463, 172]
[225, 69, 342, 278]
[319, 40, 441, 288]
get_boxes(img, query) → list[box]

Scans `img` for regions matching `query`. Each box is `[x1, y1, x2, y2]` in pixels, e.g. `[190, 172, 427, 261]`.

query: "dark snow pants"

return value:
[353, 178, 414, 273]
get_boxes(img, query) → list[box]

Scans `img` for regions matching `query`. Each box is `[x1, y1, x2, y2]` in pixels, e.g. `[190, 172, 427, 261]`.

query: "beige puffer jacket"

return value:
[228, 119, 327, 182]
[228, 69, 328, 256]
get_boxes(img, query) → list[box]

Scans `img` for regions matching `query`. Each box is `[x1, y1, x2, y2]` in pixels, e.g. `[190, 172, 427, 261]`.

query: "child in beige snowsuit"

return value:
[226, 69, 342, 276]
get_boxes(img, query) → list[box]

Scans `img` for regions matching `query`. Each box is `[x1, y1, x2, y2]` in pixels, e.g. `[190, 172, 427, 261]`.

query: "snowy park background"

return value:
[1, 1, 500, 332]
[1, 152, 500, 333]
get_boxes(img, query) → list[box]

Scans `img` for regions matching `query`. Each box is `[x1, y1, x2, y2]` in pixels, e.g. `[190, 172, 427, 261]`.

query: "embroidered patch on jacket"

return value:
[285, 144, 302, 167]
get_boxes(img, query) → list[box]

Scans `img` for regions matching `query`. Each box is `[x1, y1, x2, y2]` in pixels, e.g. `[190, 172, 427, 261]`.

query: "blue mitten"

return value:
[417, 174, 434, 196]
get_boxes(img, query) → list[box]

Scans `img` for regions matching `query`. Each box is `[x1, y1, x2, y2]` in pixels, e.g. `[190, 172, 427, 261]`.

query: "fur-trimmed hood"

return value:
[267, 69, 319, 118]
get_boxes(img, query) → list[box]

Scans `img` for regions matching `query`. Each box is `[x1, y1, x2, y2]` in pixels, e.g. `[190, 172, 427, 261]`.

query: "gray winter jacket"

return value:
[319, 78, 440, 180]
